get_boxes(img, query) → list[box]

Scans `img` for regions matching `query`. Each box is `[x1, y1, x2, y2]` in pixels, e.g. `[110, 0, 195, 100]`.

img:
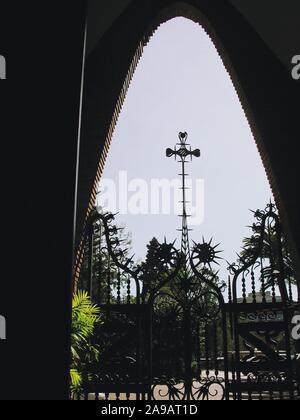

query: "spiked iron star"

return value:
[192, 238, 223, 270]
[155, 242, 178, 269]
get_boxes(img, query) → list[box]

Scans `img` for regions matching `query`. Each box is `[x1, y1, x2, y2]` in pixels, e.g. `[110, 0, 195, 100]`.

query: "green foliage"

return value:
[78, 217, 133, 301]
[71, 290, 102, 397]
[70, 369, 82, 390]
[240, 207, 296, 291]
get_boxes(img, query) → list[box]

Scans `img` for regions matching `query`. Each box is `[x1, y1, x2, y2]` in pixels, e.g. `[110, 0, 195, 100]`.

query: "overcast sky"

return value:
[98, 17, 273, 285]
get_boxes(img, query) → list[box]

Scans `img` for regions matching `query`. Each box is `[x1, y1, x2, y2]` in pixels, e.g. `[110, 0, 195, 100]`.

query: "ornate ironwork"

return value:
[77, 132, 229, 400]
[226, 203, 300, 400]
[144, 132, 227, 400]
[77, 133, 299, 401]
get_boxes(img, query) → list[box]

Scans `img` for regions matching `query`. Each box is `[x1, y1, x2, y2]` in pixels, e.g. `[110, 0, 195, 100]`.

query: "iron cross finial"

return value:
[166, 132, 201, 161]
[166, 132, 201, 262]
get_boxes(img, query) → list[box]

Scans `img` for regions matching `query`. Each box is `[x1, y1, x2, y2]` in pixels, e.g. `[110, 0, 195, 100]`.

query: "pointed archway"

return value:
[76, 0, 300, 297]
[96, 16, 274, 284]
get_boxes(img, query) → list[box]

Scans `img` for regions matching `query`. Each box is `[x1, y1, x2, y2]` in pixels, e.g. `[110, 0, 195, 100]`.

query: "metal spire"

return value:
[166, 132, 201, 265]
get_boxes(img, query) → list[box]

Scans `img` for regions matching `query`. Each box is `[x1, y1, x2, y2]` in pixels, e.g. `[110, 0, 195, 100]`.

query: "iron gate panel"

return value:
[76, 133, 300, 401]
[90, 304, 152, 400]
[225, 204, 299, 400]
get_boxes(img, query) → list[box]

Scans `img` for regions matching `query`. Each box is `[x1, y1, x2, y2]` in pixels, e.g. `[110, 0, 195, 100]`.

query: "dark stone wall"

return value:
[87, 0, 300, 69]
[0, 1, 87, 400]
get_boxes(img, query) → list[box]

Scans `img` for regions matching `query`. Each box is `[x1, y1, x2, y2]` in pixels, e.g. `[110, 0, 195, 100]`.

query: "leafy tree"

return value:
[239, 207, 297, 294]
[71, 290, 102, 398]
[78, 215, 133, 304]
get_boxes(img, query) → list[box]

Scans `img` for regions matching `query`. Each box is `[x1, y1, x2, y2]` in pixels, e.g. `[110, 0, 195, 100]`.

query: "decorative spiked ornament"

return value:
[191, 239, 223, 270]
[166, 132, 224, 295]
[154, 240, 178, 270]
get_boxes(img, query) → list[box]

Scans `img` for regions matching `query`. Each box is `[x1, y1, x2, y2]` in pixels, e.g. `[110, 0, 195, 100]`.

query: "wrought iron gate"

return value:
[78, 211, 153, 400]
[77, 133, 299, 401]
[224, 203, 300, 400]
[78, 208, 228, 401]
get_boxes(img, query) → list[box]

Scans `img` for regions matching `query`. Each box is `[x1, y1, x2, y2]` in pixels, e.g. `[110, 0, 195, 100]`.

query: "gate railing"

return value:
[77, 209, 151, 400]
[77, 208, 229, 400]
[77, 201, 299, 401]
[225, 203, 299, 400]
